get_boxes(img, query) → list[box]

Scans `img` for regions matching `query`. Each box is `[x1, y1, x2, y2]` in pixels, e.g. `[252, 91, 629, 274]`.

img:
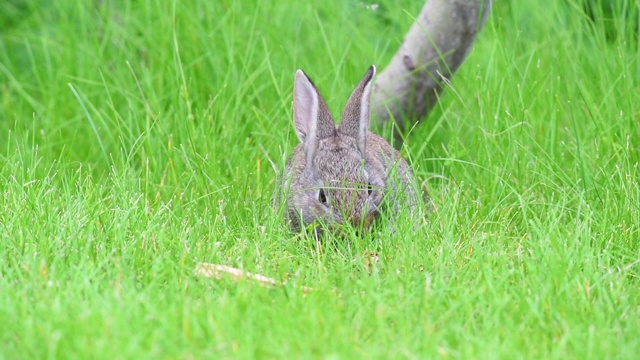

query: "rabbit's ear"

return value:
[293, 70, 335, 161]
[339, 65, 376, 155]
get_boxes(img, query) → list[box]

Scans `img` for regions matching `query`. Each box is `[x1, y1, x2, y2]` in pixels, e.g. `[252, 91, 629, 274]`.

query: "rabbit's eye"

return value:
[367, 183, 374, 196]
[318, 189, 327, 204]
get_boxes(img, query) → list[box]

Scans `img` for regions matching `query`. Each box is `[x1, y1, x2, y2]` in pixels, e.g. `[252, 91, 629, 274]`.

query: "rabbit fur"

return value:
[277, 65, 421, 234]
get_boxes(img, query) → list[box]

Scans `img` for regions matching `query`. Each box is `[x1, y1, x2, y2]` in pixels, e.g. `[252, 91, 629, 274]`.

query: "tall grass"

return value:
[1, 0, 639, 357]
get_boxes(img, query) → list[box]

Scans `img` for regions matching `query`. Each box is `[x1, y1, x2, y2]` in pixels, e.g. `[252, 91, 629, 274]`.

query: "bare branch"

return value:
[372, 0, 493, 138]
[194, 263, 315, 294]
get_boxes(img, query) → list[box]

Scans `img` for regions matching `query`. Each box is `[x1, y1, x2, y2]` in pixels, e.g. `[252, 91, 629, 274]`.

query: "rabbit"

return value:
[276, 65, 422, 234]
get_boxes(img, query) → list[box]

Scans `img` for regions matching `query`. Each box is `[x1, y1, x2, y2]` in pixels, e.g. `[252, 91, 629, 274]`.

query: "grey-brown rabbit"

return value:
[277, 65, 421, 234]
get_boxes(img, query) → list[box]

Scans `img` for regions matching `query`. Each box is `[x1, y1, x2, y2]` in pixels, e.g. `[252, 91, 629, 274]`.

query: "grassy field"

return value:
[1, 0, 639, 358]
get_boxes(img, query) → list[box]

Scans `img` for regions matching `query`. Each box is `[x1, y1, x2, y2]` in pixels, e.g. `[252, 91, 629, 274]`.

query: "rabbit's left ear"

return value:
[293, 70, 319, 145]
[293, 69, 335, 165]
[339, 65, 376, 155]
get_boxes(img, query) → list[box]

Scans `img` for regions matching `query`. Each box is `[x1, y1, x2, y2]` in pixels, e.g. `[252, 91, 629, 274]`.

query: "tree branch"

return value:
[372, 0, 493, 138]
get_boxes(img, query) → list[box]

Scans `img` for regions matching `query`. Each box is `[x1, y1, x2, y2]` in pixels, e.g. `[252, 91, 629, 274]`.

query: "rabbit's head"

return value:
[284, 66, 386, 234]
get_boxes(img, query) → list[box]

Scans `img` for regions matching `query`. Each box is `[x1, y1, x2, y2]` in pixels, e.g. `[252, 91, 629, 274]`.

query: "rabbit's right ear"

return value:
[339, 66, 375, 156]
[293, 70, 335, 163]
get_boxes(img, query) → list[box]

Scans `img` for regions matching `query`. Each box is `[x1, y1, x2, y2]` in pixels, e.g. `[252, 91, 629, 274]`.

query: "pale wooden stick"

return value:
[194, 263, 314, 293]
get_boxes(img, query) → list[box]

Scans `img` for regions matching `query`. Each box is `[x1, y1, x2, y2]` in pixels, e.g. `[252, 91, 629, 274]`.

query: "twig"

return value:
[194, 263, 315, 294]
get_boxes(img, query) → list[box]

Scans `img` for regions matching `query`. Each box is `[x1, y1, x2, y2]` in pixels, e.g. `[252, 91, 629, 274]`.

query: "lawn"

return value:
[1, 0, 639, 358]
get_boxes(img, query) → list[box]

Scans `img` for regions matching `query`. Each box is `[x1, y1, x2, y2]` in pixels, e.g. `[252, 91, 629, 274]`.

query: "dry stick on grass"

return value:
[194, 263, 315, 294]
[372, 0, 493, 142]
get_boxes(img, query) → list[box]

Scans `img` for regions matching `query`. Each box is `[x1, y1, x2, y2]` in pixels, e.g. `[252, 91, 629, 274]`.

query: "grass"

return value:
[1, 0, 639, 358]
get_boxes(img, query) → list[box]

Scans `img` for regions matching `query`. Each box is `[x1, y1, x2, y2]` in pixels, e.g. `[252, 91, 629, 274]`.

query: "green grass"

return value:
[1, 0, 639, 358]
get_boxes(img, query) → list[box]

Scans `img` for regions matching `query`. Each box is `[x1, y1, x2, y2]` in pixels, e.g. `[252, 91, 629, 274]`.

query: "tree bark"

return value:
[372, 0, 493, 139]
